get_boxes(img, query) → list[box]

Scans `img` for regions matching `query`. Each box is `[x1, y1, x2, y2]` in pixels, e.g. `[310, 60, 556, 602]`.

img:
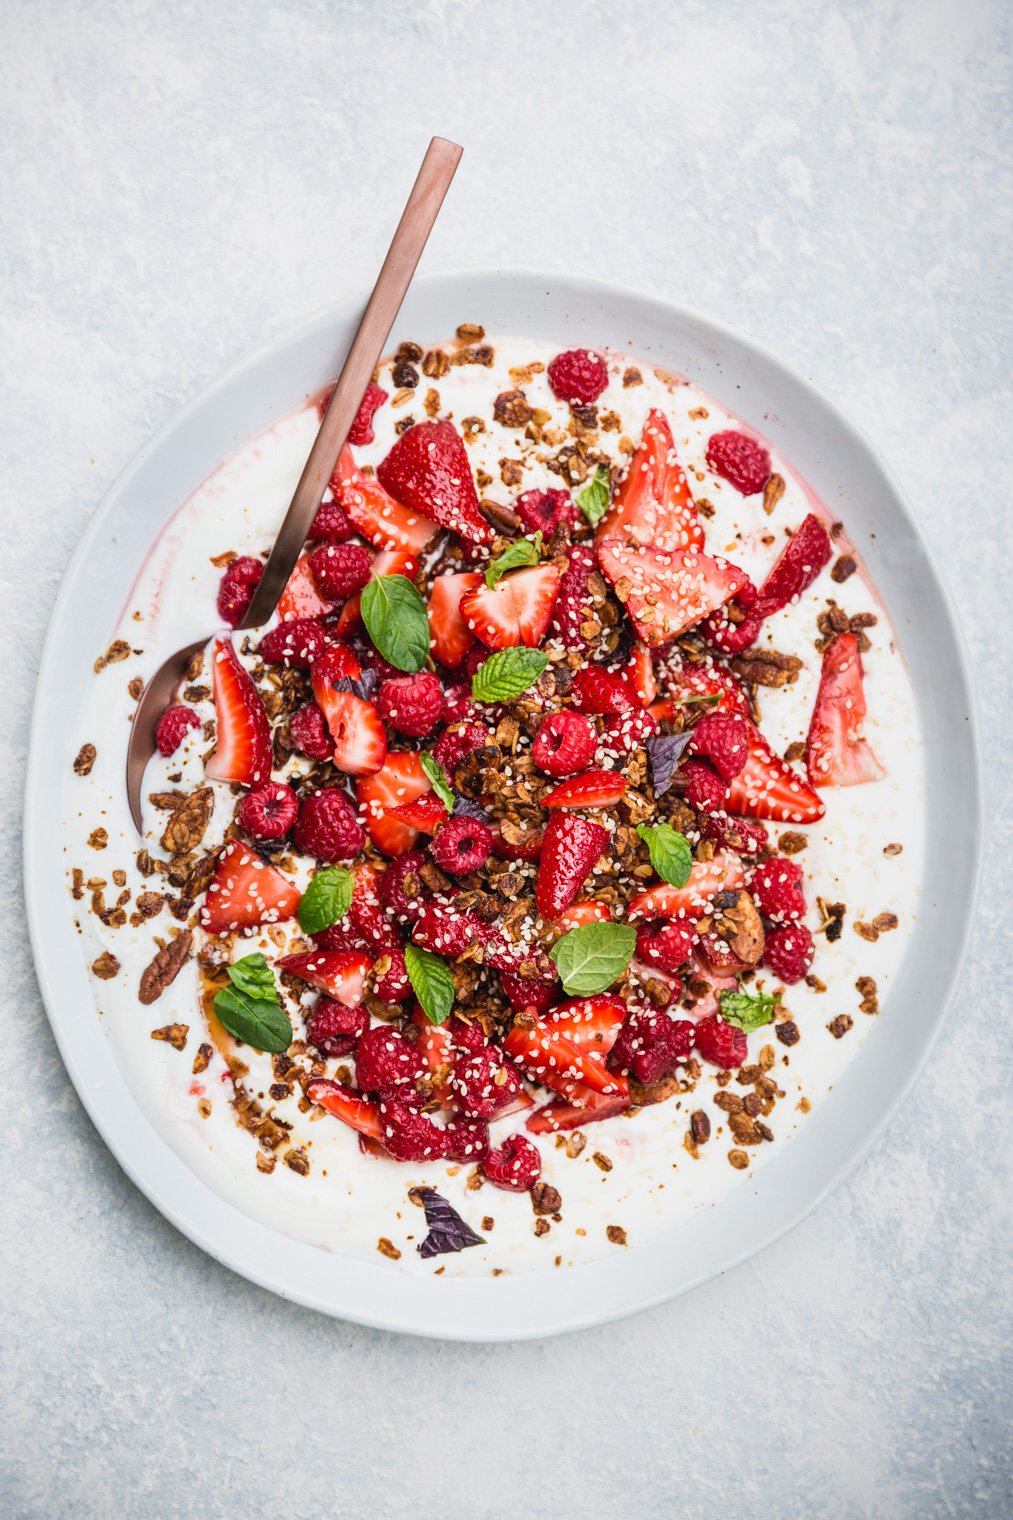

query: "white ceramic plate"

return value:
[25, 270, 981, 1341]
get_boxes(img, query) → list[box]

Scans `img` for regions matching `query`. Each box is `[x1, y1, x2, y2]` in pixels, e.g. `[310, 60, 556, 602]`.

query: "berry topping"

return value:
[155, 704, 201, 757]
[412, 902, 496, 959]
[754, 513, 833, 620]
[237, 781, 298, 841]
[441, 1116, 491, 1163]
[598, 540, 750, 647]
[548, 543, 597, 652]
[216, 555, 263, 626]
[204, 636, 273, 788]
[599, 709, 656, 754]
[547, 349, 609, 405]
[751, 856, 807, 924]
[447, 1016, 487, 1051]
[459, 563, 561, 650]
[694, 1013, 749, 1069]
[258, 617, 336, 668]
[432, 721, 491, 777]
[763, 923, 815, 984]
[541, 770, 628, 809]
[376, 419, 493, 545]
[806, 632, 886, 788]
[705, 430, 771, 496]
[532, 711, 598, 776]
[430, 815, 493, 874]
[699, 578, 763, 655]
[357, 751, 430, 858]
[724, 722, 826, 825]
[687, 712, 751, 781]
[278, 949, 372, 1005]
[482, 1133, 542, 1192]
[314, 679, 387, 778]
[570, 665, 634, 714]
[200, 839, 301, 935]
[378, 1097, 447, 1162]
[377, 671, 444, 737]
[377, 849, 430, 920]
[288, 703, 333, 761]
[306, 496, 357, 544]
[449, 1049, 523, 1120]
[441, 681, 478, 726]
[293, 786, 366, 862]
[277, 552, 338, 621]
[594, 409, 705, 555]
[355, 1024, 426, 1095]
[628, 850, 745, 921]
[306, 1078, 383, 1141]
[499, 970, 557, 1015]
[330, 445, 439, 555]
[305, 998, 369, 1058]
[427, 571, 483, 667]
[609, 1008, 694, 1085]
[536, 812, 610, 918]
[514, 487, 575, 537]
[681, 758, 729, 813]
[310, 542, 373, 601]
[636, 919, 697, 974]
[347, 382, 389, 447]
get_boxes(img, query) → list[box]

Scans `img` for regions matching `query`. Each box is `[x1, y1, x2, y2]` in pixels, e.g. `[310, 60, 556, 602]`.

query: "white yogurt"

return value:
[64, 338, 924, 1277]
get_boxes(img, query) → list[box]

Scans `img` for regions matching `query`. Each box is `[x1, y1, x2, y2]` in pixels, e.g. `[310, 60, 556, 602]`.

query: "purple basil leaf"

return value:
[331, 677, 356, 694]
[452, 793, 491, 823]
[354, 669, 378, 701]
[416, 1188, 485, 1258]
[646, 732, 693, 797]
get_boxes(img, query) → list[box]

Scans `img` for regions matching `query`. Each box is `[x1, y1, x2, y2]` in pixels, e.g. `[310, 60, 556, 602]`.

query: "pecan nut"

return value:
[138, 930, 193, 1005]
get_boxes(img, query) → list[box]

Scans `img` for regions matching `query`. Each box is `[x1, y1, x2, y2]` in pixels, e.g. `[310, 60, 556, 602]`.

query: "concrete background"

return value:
[2, 1, 1011, 1515]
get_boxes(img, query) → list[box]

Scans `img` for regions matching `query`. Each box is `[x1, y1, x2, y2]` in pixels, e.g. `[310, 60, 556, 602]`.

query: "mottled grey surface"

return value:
[2, 1, 1011, 1516]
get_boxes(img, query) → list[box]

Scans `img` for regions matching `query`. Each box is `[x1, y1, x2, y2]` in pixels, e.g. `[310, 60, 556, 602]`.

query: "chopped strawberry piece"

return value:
[725, 721, 826, 823]
[199, 839, 301, 934]
[276, 553, 338, 621]
[598, 540, 749, 646]
[544, 995, 627, 1059]
[515, 487, 575, 537]
[535, 813, 610, 919]
[376, 419, 493, 544]
[356, 750, 430, 858]
[653, 650, 752, 717]
[541, 771, 629, 809]
[754, 513, 832, 619]
[550, 543, 597, 651]
[594, 408, 705, 554]
[204, 636, 273, 787]
[570, 664, 634, 714]
[504, 1021, 628, 1099]
[335, 549, 420, 638]
[617, 642, 658, 706]
[412, 1004, 456, 1108]
[330, 444, 439, 555]
[525, 1089, 631, 1133]
[388, 792, 449, 833]
[806, 632, 886, 787]
[310, 645, 385, 776]
[277, 949, 373, 1006]
[427, 571, 483, 666]
[459, 563, 561, 650]
[550, 900, 612, 934]
[347, 382, 389, 447]
[307, 1078, 383, 1141]
[499, 971, 557, 1014]
[628, 851, 746, 920]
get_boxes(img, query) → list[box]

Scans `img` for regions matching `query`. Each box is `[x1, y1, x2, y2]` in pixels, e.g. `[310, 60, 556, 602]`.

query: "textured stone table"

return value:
[2, 3, 1010, 1516]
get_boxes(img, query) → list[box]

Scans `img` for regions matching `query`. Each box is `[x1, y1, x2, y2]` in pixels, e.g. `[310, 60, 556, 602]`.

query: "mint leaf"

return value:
[576, 465, 610, 527]
[420, 752, 454, 813]
[637, 823, 693, 888]
[213, 981, 293, 1054]
[719, 987, 781, 1034]
[225, 952, 277, 1002]
[484, 532, 542, 589]
[361, 574, 429, 673]
[404, 943, 455, 1026]
[471, 647, 549, 703]
[673, 693, 721, 708]
[549, 921, 636, 996]
[297, 867, 354, 936]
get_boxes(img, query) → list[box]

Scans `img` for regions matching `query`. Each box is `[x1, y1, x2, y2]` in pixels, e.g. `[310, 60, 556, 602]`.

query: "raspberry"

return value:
[547, 349, 609, 405]
[751, 856, 806, 924]
[355, 1025, 426, 1096]
[293, 786, 366, 862]
[636, 919, 697, 974]
[599, 709, 656, 755]
[441, 1116, 490, 1162]
[358, 645, 404, 682]
[258, 617, 336, 668]
[447, 1016, 486, 1051]
[571, 665, 634, 715]
[706, 430, 771, 496]
[532, 711, 597, 777]
[431, 815, 493, 874]
[682, 758, 728, 813]
[377, 671, 444, 737]
[432, 722, 491, 777]
[377, 850, 430, 921]
[763, 923, 815, 984]
[373, 946, 410, 1003]
[699, 813, 769, 857]
[289, 703, 333, 761]
[449, 1049, 522, 1119]
[688, 713, 750, 781]
[310, 543, 372, 600]
[306, 496, 357, 543]
[551, 543, 596, 651]
[694, 1013, 748, 1068]
[441, 682, 478, 726]
[482, 1133, 542, 1192]
[305, 998, 368, 1057]
[216, 556, 263, 626]
[347, 382, 389, 446]
[378, 1096, 446, 1162]
[465, 642, 490, 677]
[237, 781, 299, 841]
[609, 1008, 694, 1085]
[155, 704, 201, 757]
[412, 902, 496, 958]
[514, 487, 575, 537]
[499, 970, 557, 1014]
[700, 578, 761, 655]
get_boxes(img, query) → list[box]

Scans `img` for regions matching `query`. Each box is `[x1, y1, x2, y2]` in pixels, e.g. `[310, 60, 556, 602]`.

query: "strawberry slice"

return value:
[594, 409, 705, 554]
[725, 721, 826, 823]
[526, 1089, 631, 1133]
[306, 1077, 383, 1141]
[428, 571, 483, 666]
[598, 540, 749, 647]
[536, 813, 610, 918]
[628, 851, 746, 920]
[335, 549, 420, 637]
[330, 445, 439, 555]
[504, 1021, 628, 1098]
[277, 553, 338, 621]
[459, 564, 561, 650]
[204, 636, 273, 786]
[277, 949, 373, 1005]
[376, 419, 493, 545]
[551, 899, 612, 934]
[199, 839, 301, 934]
[806, 632, 886, 787]
[412, 1004, 456, 1108]
[356, 750, 430, 857]
[652, 651, 751, 718]
[544, 995, 627, 1059]
[542, 771, 629, 809]
[754, 512, 833, 620]
[388, 792, 450, 833]
[617, 642, 658, 706]
[310, 645, 386, 776]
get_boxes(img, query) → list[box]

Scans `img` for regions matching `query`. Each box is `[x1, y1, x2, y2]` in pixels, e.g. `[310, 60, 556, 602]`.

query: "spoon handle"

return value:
[238, 135, 463, 630]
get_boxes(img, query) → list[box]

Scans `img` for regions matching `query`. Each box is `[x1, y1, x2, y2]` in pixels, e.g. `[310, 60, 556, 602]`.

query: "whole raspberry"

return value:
[378, 1096, 446, 1162]
[499, 970, 557, 1014]
[599, 709, 656, 755]
[694, 1013, 748, 1069]
[532, 711, 598, 777]
[306, 496, 357, 543]
[763, 923, 815, 984]
[310, 542, 372, 600]
[432, 722, 491, 777]
[155, 704, 201, 757]
[547, 349, 609, 405]
[700, 813, 769, 857]
[706, 430, 771, 496]
[216, 556, 263, 626]
[373, 946, 410, 1003]
[377, 849, 430, 921]
[347, 382, 389, 446]
[751, 856, 807, 924]
[289, 703, 333, 761]
[482, 1133, 542, 1192]
[441, 682, 478, 726]
[293, 786, 366, 862]
[465, 642, 491, 677]
[237, 781, 299, 841]
[412, 902, 496, 958]
[441, 1116, 490, 1163]
[447, 1016, 486, 1051]
[305, 998, 368, 1057]
[636, 919, 697, 974]
[431, 816, 493, 874]
[609, 1008, 694, 1085]
[682, 758, 729, 813]
[355, 1025, 426, 1095]
[551, 543, 596, 651]
[258, 617, 336, 668]
[377, 671, 444, 737]
[700, 578, 761, 655]
[358, 645, 403, 682]
[688, 713, 751, 781]
[449, 1049, 522, 1120]
[515, 487, 575, 538]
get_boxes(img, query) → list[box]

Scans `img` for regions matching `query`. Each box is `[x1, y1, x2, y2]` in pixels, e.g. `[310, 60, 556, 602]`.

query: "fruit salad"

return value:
[67, 328, 923, 1275]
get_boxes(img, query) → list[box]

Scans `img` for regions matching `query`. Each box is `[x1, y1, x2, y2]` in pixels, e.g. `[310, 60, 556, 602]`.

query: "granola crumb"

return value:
[798, 1096, 812, 1112]
[73, 743, 97, 776]
[192, 1042, 213, 1074]
[728, 1149, 750, 1170]
[775, 1020, 800, 1046]
[804, 973, 827, 993]
[151, 1023, 188, 1051]
[87, 828, 108, 850]
[778, 831, 808, 854]
[606, 1225, 627, 1245]
[197, 1097, 212, 1119]
[828, 1014, 854, 1039]
[91, 950, 120, 980]
[853, 920, 879, 943]
[482, 1216, 495, 1232]
[565, 1131, 587, 1159]
[762, 474, 786, 514]
[256, 1150, 276, 1173]
[883, 842, 903, 856]
[872, 912, 899, 932]
[592, 1151, 613, 1172]
[284, 1148, 310, 1177]
[377, 1237, 401, 1260]
[533, 1218, 550, 1237]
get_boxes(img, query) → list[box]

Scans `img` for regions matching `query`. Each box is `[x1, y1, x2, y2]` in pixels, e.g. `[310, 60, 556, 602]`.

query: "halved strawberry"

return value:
[652, 650, 751, 718]
[536, 813, 610, 918]
[330, 445, 439, 555]
[412, 1004, 455, 1108]
[388, 792, 450, 833]
[544, 995, 627, 1059]
[204, 636, 274, 787]
[526, 1089, 631, 1133]
[754, 512, 833, 620]
[598, 540, 749, 646]
[356, 750, 430, 857]
[335, 549, 420, 637]
[806, 632, 886, 787]
[427, 571, 483, 666]
[594, 409, 705, 554]
[459, 564, 561, 650]
[628, 851, 746, 920]
[376, 419, 493, 545]
[504, 1021, 628, 1098]
[199, 839, 301, 934]
[306, 1077, 383, 1141]
[277, 949, 373, 1005]
[550, 899, 612, 934]
[310, 646, 386, 776]
[617, 642, 658, 706]
[725, 721, 826, 823]
[542, 771, 629, 809]
[277, 553, 338, 621]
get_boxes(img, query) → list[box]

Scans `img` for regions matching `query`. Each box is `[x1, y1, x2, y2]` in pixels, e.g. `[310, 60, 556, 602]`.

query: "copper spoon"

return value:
[126, 136, 463, 832]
